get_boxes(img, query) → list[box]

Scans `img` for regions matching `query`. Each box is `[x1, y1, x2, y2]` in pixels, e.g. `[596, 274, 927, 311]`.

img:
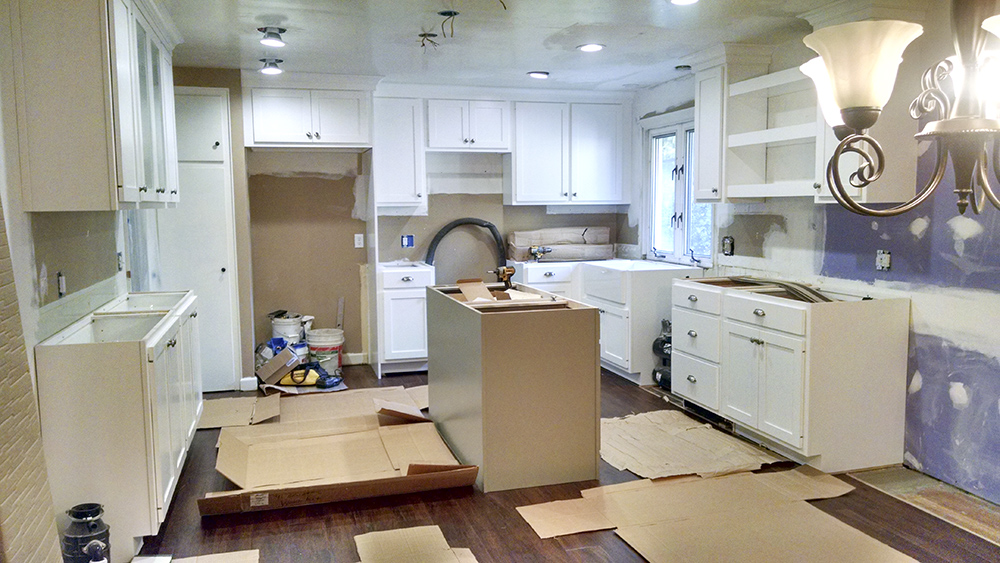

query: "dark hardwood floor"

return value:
[139, 366, 1000, 562]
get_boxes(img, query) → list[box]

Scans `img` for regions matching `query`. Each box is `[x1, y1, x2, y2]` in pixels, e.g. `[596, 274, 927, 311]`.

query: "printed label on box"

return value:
[249, 493, 269, 507]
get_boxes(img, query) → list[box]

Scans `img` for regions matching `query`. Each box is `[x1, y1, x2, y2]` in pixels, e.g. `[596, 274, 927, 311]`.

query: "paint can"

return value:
[307, 328, 344, 371]
[270, 312, 314, 344]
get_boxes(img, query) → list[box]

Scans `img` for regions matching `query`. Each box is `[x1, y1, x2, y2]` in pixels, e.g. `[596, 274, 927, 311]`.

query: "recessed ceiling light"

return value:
[527, 71, 549, 79]
[577, 43, 604, 53]
[259, 58, 283, 75]
[258, 27, 287, 48]
[671, 0, 699, 5]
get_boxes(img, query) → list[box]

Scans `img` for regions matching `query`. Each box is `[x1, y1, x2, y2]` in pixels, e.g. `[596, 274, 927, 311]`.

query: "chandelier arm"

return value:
[976, 144, 1000, 211]
[827, 135, 948, 217]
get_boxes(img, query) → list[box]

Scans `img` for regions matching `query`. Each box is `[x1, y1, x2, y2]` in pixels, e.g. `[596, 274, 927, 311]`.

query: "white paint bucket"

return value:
[307, 328, 344, 371]
[271, 314, 314, 344]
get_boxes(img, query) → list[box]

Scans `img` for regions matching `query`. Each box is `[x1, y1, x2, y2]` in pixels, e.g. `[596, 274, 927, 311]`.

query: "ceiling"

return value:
[164, 0, 829, 91]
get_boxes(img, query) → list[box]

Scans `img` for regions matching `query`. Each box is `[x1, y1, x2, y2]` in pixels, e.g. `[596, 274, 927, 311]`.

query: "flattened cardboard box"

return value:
[199, 388, 478, 516]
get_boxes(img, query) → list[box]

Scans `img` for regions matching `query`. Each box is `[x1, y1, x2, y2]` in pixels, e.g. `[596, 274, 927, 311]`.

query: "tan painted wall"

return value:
[31, 212, 118, 307]
[248, 173, 367, 353]
[378, 194, 624, 284]
[171, 67, 255, 379]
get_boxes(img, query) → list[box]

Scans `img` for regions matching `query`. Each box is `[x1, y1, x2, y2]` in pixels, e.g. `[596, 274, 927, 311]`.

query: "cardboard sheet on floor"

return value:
[198, 394, 280, 429]
[615, 500, 916, 562]
[375, 398, 430, 423]
[173, 550, 259, 563]
[259, 380, 348, 395]
[601, 409, 782, 479]
[406, 385, 429, 410]
[354, 525, 478, 563]
[379, 422, 458, 472]
[277, 386, 416, 422]
[515, 498, 616, 538]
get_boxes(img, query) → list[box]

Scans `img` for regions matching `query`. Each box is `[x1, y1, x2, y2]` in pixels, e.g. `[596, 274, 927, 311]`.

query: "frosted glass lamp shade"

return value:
[983, 14, 1000, 39]
[800, 57, 845, 128]
[803, 20, 923, 111]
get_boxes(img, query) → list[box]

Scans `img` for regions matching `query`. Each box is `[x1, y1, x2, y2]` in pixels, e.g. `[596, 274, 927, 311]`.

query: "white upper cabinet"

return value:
[507, 102, 569, 204]
[570, 103, 623, 203]
[693, 65, 726, 202]
[426, 99, 510, 150]
[248, 88, 371, 147]
[11, 0, 181, 211]
[373, 98, 426, 210]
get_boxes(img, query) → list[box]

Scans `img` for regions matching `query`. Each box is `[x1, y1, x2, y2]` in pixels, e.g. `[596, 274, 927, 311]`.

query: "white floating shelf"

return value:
[728, 122, 817, 148]
[727, 180, 819, 199]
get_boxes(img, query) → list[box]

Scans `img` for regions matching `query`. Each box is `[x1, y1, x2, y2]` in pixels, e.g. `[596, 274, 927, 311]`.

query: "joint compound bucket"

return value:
[307, 328, 344, 370]
[271, 313, 314, 344]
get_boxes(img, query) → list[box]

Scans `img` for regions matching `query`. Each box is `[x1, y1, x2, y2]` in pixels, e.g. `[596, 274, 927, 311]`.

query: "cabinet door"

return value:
[721, 320, 758, 426]
[426, 99, 469, 148]
[148, 333, 177, 522]
[112, 0, 141, 203]
[175, 90, 227, 162]
[382, 288, 429, 361]
[164, 332, 186, 477]
[758, 330, 805, 448]
[180, 307, 202, 442]
[570, 103, 623, 203]
[694, 65, 725, 201]
[512, 102, 569, 203]
[374, 98, 425, 205]
[133, 14, 156, 201]
[251, 89, 312, 143]
[468, 101, 509, 149]
[598, 305, 630, 369]
[312, 90, 370, 144]
[159, 49, 179, 202]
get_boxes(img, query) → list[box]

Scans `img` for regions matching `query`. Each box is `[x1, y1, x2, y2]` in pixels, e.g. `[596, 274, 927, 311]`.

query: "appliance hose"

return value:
[424, 218, 506, 281]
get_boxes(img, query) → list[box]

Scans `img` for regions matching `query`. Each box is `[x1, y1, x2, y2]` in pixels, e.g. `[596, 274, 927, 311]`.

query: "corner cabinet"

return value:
[670, 278, 910, 472]
[245, 88, 371, 147]
[11, 0, 181, 211]
[426, 99, 510, 150]
[504, 102, 626, 205]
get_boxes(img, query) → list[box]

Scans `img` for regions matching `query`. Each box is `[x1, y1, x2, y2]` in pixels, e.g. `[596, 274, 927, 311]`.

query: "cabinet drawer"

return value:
[380, 268, 434, 289]
[672, 281, 722, 315]
[725, 292, 806, 335]
[523, 263, 575, 284]
[672, 307, 721, 363]
[672, 351, 719, 411]
[521, 281, 572, 296]
[581, 263, 627, 305]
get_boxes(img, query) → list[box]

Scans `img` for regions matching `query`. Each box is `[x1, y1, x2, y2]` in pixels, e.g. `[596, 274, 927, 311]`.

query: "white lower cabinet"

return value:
[597, 303, 630, 369]
[508, 260, 576, 296]
[377, 263, 435, 375]
[36, 292, 201, 562]
[671, 278, 910, 472]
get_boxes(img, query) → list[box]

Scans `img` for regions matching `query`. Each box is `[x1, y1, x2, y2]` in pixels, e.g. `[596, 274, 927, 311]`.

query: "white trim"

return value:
[374, 82, 632, 104]
[639, 107, 694, 130]
[240, 71, 382, 91]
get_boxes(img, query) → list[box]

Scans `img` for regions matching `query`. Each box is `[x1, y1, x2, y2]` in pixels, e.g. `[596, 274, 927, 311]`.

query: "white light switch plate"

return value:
[354, 233, 364, 248]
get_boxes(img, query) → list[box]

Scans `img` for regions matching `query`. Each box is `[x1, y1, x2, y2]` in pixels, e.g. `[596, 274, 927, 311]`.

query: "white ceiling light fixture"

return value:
[258, 26, 286, 48]
[528, 71, 549, 79]
[803, 0, 1000, 216]
[577, 43, 605, 52]
[259, 58, 283, 75]
[671, 0, 699, 5]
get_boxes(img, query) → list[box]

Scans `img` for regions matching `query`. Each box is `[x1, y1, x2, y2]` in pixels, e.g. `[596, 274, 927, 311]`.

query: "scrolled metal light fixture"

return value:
[802, 0, 1000, 216]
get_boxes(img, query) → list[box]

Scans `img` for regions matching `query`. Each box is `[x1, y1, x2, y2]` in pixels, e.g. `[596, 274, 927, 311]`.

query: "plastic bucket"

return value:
[307, 328, 344, 370]
[272, 316, 304, 343]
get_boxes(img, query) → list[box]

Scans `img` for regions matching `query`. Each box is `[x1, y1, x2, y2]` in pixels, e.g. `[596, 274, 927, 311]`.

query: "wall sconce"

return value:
[803, 0, 1000, 216]
[259, 58, 283, 75]
[258, 26, 286, 48]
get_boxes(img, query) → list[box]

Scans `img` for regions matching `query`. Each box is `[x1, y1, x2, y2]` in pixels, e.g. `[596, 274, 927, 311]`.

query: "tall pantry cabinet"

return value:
[10, 0, 182, 210]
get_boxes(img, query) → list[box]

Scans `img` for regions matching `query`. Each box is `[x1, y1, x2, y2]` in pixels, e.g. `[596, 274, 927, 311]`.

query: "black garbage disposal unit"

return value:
[62, 503, 109, 563]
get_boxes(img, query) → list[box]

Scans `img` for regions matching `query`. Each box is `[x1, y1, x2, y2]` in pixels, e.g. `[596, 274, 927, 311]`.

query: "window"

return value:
[644, 113, 712, 265]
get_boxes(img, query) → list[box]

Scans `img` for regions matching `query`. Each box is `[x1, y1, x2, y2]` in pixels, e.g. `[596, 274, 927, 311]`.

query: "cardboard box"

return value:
[254, 346, 301, 384]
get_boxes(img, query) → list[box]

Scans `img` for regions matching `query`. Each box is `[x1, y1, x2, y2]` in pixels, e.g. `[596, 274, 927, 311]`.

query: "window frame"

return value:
[640, 108, 713, 268]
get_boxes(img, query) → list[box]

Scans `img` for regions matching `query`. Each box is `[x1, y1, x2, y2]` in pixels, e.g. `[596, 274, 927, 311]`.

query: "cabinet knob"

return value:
[221, 267, 226, 273]
[543, 272, 555, 277]
[813, 182, 822, 190]
[572, 192, 578, 197]
[401, 276, 414, 282]
[167, 338, 177, 348]
[315, 131, 321, 139]
[687, 329, 697, 337]
[686, 375, 697, 383]
[213, 141, 220, 149]
[712, 188, 719, 194]
[170, 190, 178, 195]
[416, 192, 423, 198]
[598, 309, 605, 314]
[306, 132, 313, 139]
[139, 186, 148, 192]
[190, 311, 198, 318]
[753, 308, 766, 317]
[562, 192, 569, 197]
[463, 138, 470, 143]
[469, 138, 475, 144]
[687, 295, 698, 302]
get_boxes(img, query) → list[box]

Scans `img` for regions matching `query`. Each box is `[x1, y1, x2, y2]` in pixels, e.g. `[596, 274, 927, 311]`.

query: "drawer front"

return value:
[380, 268, 434, 289]
[523, 263, 575, 284]
[725, 292, 806, 335]
[672, 307, 721, 363]
[520, 281, 572, 296]
[671, 351, 719, 411]
[581, 264, 627, 305]
[672, 281, 722, 315]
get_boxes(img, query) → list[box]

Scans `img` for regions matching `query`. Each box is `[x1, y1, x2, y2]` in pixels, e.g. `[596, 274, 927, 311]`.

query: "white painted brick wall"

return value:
[0, 204, 61, 561]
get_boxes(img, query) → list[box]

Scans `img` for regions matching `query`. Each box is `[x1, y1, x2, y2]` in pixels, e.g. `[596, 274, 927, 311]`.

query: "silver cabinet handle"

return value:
[598, 309, 605, 314]
[562, 192, 569, 197]
[306, 132, 313, 139]
[753, 308, 766, 317]
[543, 272, 555, 277]
[190, 311, 198, 318]
[687, 375, 697, 383]
[167, 338, 177, 348]
[139, 186, 148, 192]
[416, 193, 423, 198]
[314, 131, 320, 139]
[463, 138, 470, 143]
[688, 294, 698, 302]
[572, 192, 578, 197]
[749, 337, 764, 345]
[469, 138, 475, 143]
[687, 329, 697, 337]
[155, 187, 165, 194]
[401, 276, 414, 282]
[712, 188, 719, 194]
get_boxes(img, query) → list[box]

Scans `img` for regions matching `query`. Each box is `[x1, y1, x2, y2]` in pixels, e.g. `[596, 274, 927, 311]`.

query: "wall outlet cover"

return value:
[354, 233, 364, 248]
[876, 249, 891, 271]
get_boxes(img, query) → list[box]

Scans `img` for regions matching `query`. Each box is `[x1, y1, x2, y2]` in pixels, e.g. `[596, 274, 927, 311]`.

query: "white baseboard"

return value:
[343, 352, 367, 366]
[239, 376, 257, 391]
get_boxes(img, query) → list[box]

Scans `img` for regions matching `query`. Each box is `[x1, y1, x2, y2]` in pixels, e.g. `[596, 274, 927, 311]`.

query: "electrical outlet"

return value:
[117, 252, 124, 272]
[354, 233, 364, 249]
[401, 234, 415, 248]
[876, 249, 891, 271]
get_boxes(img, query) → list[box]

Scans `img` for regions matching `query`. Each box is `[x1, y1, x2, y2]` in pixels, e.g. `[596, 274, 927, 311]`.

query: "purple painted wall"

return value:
[821, 143, 1000, 504]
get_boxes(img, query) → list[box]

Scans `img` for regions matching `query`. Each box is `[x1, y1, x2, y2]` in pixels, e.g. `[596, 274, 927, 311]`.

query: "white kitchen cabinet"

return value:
[504, 102, 627, 205]
[426, 99, 510, 150]
[508, 260, 576, 296]
[670, 278, 910, 472]
[578, 260, 701, 385]
[373, 98, 427, 211]
[36, 292, 201, 562]
[693, 65, 726, 202]
[377, 263, 435, 374]
[11, 0, 180, 211]
[248, 88, 371, 146]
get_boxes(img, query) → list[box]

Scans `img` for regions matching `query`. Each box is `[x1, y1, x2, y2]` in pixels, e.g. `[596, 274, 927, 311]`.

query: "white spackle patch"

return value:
[908, 371, 923, 395]
[904, 451, 924, 471]
[871, 221, 879, 231]
[909, 216, 930, 239]
[949, 382, 970, 410]
[880, 233, 891, 240]
[947, 216, 985, 257]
